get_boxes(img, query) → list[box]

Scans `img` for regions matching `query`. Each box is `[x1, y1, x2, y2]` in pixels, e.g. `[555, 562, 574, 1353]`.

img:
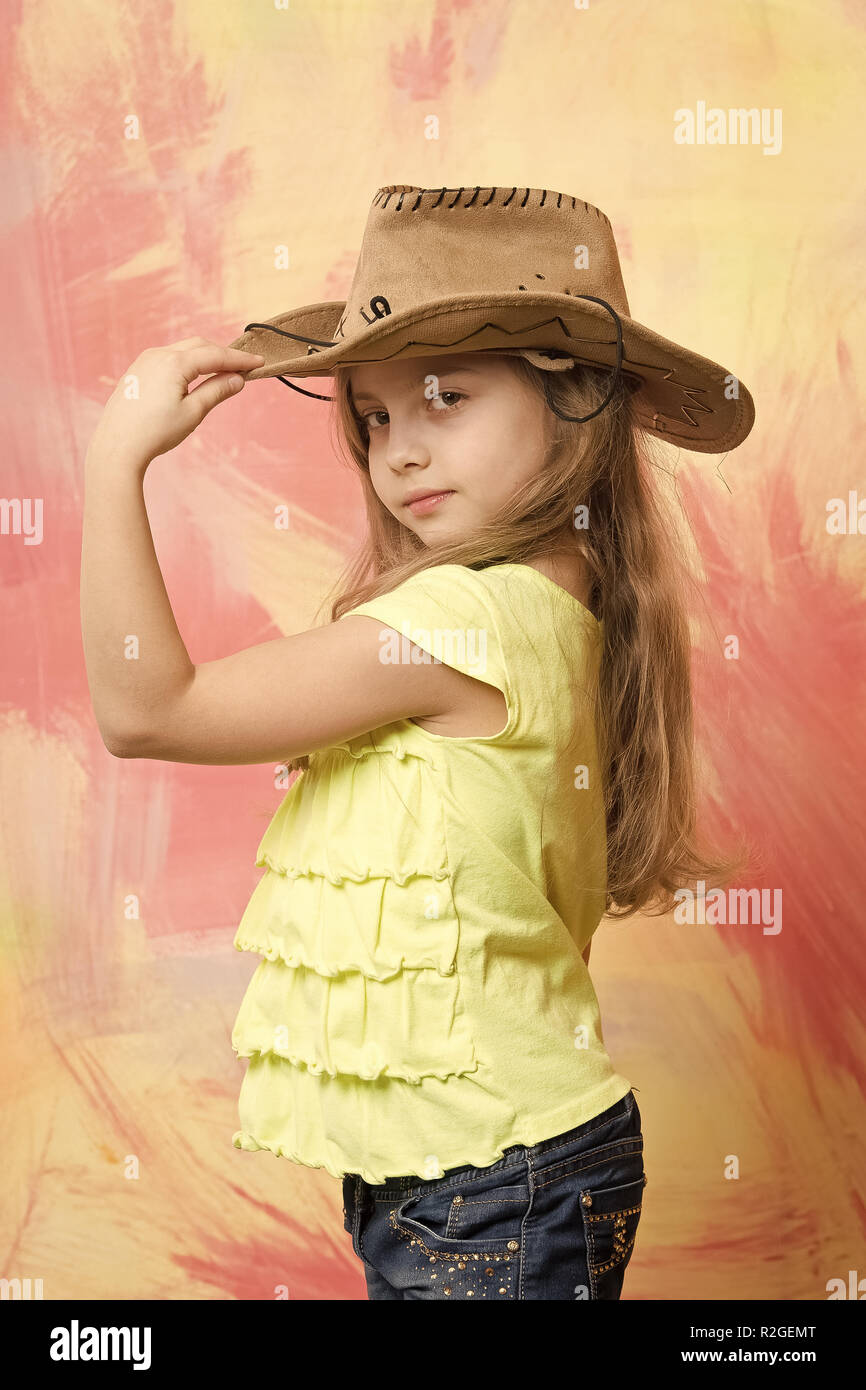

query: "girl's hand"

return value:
[86, 337, 266, 469]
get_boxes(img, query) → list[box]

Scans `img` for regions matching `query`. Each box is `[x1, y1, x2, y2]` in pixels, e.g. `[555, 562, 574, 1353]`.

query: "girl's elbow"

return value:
[98, 719, 146, 759]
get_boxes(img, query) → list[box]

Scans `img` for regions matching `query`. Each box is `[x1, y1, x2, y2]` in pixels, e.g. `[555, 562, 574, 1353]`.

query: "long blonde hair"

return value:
[292, 353, 752, 919]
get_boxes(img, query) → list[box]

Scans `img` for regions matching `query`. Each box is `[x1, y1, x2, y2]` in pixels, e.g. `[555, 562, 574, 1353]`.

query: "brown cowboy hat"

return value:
[227, 184, 755, 454]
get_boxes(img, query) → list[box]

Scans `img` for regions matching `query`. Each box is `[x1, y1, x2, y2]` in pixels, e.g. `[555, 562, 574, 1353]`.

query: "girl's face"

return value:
[348, 352, 552, 543]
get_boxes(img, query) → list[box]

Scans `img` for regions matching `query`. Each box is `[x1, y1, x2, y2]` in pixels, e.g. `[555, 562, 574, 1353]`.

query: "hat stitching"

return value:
[373, 185, 609, 223]
[359, 295, 391, 328]
[346, 271, 573, 334]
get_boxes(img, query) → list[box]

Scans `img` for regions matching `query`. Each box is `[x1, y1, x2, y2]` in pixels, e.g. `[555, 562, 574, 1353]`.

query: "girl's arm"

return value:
[103, 611, 471, 766]
[81, 338, 473, 766]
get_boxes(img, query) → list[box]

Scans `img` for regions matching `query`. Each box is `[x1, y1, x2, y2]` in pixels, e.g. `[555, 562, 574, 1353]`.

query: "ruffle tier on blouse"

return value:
[230, 731, 479, 1145]
[232, 1052, 524, 1185]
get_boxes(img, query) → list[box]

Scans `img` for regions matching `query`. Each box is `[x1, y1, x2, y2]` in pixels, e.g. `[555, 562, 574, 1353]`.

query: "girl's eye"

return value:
[362, 390, 465, 432]
[430, 389, 465, 411]
[363, 409, 389, 431]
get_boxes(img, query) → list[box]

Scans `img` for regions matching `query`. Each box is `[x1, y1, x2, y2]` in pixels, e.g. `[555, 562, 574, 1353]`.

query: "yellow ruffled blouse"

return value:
[230, 563, 633, 1184]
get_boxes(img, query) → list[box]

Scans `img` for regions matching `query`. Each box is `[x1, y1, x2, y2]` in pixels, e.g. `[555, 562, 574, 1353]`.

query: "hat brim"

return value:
[228, 292, 754, 454]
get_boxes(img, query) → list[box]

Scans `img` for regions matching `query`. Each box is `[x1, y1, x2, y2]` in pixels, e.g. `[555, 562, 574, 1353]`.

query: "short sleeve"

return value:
[339, 564, 518, 739]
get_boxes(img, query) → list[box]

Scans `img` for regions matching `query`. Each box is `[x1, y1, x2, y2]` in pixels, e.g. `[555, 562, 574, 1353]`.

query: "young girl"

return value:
[81, 184, 754, 1301]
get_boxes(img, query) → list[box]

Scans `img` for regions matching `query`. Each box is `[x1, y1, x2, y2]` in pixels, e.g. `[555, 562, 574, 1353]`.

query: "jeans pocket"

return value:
[391, 1169, 531, 1259]
[579, 1172, 646, 1299]
[342, 1175, 356, 1235]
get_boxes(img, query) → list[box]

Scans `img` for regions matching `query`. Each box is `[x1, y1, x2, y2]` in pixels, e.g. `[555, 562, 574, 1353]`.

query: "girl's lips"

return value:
[406, 490, 455, 516]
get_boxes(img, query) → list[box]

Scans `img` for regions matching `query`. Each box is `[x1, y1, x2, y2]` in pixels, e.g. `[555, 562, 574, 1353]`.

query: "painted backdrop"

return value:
[2, 0, 864, 1300]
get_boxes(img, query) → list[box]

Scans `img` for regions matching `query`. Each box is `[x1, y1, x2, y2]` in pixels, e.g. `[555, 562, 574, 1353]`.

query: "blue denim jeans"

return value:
[341, 1088, 646, 1300]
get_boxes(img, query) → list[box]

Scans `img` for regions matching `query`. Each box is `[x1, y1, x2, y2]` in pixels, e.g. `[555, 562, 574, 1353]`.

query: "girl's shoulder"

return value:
[345, 561, 599, 624]
[340, 563, 602, 667]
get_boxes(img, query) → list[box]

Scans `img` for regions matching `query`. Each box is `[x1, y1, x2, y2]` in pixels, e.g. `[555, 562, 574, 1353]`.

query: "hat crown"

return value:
[332, 184, 631, 346]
